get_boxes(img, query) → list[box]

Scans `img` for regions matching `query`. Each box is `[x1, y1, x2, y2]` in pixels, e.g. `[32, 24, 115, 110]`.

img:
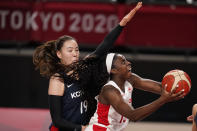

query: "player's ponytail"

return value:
[33, 40, 61, 78]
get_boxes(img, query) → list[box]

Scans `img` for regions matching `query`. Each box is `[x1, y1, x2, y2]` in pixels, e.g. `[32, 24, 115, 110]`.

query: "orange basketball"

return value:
[162, 69, 191, 96]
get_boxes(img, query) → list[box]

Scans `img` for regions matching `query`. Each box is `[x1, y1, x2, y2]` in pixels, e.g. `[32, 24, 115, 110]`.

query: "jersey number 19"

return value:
[80, 100, 88, 114]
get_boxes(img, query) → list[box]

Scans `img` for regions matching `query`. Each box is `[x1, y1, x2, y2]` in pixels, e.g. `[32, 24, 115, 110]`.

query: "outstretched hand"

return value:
[187, 115, 193, 122]
[160, 86, 185, 103]
[135, 2, 143, 11]
[119, 2, 142, 26]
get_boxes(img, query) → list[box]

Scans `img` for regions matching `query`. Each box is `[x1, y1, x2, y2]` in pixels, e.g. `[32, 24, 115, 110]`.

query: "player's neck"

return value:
[112, 77, 125, 93]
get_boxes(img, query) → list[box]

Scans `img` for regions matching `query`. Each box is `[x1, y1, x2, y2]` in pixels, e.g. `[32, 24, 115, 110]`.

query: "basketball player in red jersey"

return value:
[85, 53, 184, 131]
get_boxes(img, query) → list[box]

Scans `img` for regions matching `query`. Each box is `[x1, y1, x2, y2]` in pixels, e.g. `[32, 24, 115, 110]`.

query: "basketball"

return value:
[162, 69, 191, 96]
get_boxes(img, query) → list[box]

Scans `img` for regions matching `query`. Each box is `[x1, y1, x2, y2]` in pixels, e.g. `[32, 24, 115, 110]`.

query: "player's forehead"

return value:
[63, 40, 78, 49]
[116, 54, 126, 60]
[114, 54, 126, 63]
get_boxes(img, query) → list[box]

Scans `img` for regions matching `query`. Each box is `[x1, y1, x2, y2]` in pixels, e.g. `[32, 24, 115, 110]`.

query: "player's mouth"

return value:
[127, 63, 132, 72]
[127, 66, 132, 72]
[72, 59, 78, 63]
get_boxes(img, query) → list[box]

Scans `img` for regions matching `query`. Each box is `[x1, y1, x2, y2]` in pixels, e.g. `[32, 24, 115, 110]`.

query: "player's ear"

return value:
[110, 68, 118, 74]
[56, 51, 62, 59]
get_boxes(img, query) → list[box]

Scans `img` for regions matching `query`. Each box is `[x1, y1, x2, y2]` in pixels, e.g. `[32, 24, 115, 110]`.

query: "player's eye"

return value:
[122, 60, 126, 64]
[75, 48, 79, 52]
[68, 49, 73, 52]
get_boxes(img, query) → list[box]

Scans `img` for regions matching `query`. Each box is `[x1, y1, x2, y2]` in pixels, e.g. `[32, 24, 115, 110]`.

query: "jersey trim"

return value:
[97, 102, 110, 126]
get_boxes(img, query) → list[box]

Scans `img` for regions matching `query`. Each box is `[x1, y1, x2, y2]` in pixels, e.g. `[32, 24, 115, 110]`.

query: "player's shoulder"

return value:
[49, 74, 64, 86]
[48, 74, 65, 96]
[103, 84, 115, 90]
[102, 84, 120, 95]
[50, 73, 62, 80]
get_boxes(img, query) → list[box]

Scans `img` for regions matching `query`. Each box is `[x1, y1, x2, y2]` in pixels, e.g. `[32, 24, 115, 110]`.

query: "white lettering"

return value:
[69, 13, 80, 32]
[82, 14, 94, 33]
[40, 12, 52, 31]
[95, 14, 106, 33]
[71, 93, 75, 99]
[0, 10, 119, 35]
[52, 13, 64, 32]
[68, 13, 118, 33]
[0, 10, 9, 29]
[11, 11, 23, 30]
[80, 100, 88, 114]
[71, 91, 81, 99]
[26, 11, 38, 30]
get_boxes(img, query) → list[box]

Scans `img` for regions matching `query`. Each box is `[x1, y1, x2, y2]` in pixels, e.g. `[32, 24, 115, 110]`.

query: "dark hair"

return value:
[33, 35, 76, 78]
[63, 54, 119, 123]
[59, 54, 109, 123]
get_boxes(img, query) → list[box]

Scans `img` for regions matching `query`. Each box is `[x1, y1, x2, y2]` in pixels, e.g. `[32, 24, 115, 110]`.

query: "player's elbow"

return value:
[129, 115, 142, 122]
[129, 117, 139, 122]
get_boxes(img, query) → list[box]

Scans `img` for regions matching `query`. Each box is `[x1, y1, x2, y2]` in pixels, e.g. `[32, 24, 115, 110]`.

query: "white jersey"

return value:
[85, 80, 133, 131]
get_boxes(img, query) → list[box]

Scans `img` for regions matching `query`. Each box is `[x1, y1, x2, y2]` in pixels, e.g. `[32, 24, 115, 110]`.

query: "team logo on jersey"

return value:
[128, 87, 132, 93]
[71, 90, 82, 99]
[129, 98, 132, 103]
[67, 84, 73, 88]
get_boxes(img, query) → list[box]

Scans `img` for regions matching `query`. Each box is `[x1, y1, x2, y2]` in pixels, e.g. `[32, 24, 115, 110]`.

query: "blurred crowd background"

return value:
[0, 0, 197, 126]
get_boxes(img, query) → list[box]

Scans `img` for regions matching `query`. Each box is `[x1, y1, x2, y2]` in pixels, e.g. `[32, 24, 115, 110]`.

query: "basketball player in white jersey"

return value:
[85, 53, 185, 131]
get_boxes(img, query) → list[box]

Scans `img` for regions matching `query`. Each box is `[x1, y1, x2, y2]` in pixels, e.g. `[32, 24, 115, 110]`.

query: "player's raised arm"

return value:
[120, 2, 142, 26]
[89, 2, 142, 57]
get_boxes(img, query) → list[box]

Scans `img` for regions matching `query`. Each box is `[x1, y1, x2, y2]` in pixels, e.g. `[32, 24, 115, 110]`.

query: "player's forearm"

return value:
[49, 95, 82, 131]
[129, 74, 162, 95]
[128, 97, 166, 122]
[142, 79, 162, 94]
[91, 2, 142, 57]
[120, 2, 142, 26]
[119, 8, 137, 26]
[135, 79, 162, 95]
[52, 117, 82, 131]
[91, 24, 124, 57]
